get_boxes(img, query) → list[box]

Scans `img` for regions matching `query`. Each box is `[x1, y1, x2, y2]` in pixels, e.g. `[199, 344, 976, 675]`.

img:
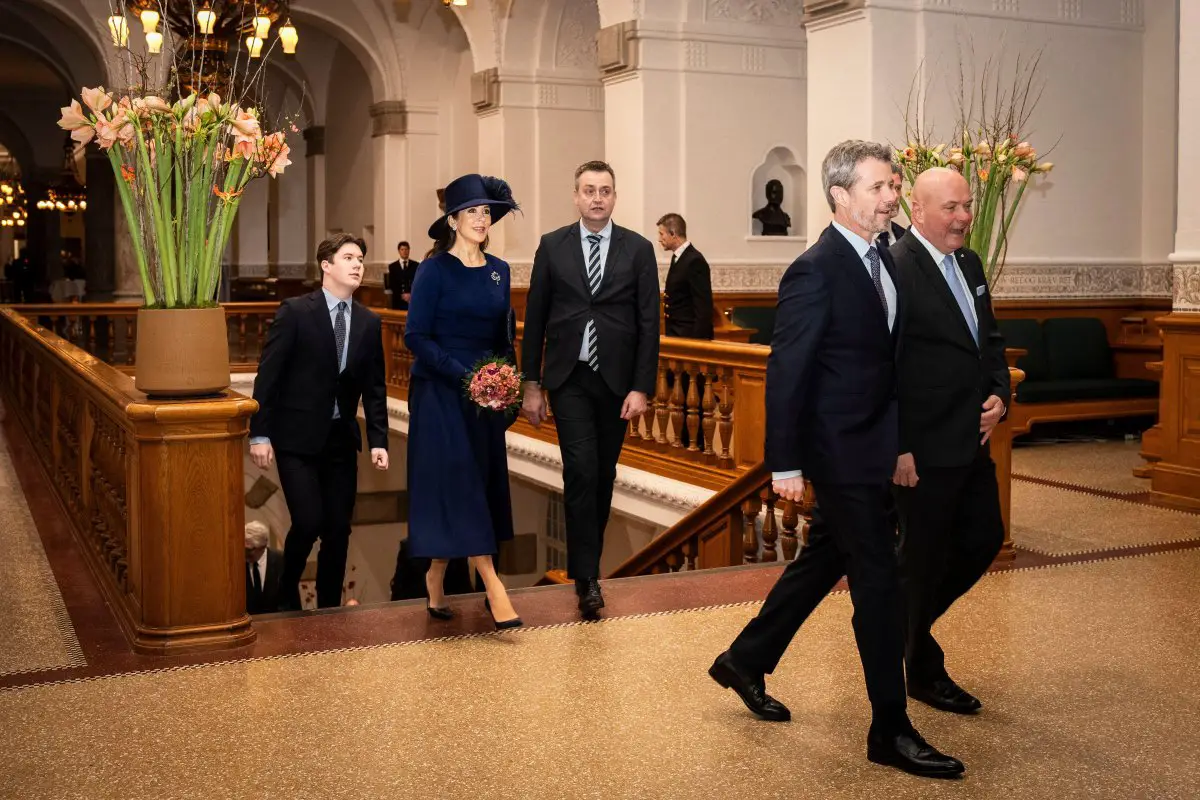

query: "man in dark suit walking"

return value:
[657, 213, 714, 340]
[708, 141, 963, 779]
[244, 520, 285, 614]
[386, 241, 420, 311]
[250, 233, 390, 610]
[521, 160, 660, 619]
[890, 167, 1009, 716]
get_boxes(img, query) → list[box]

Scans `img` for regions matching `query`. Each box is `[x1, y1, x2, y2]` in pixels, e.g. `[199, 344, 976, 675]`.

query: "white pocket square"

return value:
[975, 285, 987, 297]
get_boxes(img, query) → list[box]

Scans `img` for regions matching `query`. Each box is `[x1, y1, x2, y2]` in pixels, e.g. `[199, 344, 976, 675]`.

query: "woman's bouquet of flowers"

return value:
[464, 357, 523, 416]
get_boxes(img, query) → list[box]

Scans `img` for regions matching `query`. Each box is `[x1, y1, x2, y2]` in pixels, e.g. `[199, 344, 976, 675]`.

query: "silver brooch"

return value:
[491, 271, 501, 284]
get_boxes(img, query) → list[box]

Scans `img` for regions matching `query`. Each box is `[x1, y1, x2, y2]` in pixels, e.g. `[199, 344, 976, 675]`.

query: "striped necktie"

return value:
[584, 233, 602, 371]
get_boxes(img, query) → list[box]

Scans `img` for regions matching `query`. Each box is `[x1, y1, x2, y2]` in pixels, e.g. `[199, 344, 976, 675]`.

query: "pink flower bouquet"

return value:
[464, 358, 523, 416]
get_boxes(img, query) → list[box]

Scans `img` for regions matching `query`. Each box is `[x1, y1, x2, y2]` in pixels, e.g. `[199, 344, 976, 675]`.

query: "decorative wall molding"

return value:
[1173, 264, 1200, 312]
[228, 262, 311, 281]
[992, 263, 1172, 299]
[597, 21, 637, 78]
[302, 126, 325, 157]
[471, 68, 500, 114]
[367, 101, 407, 137]
[709, 0, 805, 28]
[555, 0, 599, 69]
[912, 0, 1145, 30]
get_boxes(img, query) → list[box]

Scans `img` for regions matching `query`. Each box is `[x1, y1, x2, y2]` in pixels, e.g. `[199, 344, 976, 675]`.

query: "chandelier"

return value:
[441, 0, 469, 6]
[106, 2, 298, 97]
[0, 180, 27, 228]
[37, 138, 87, 215]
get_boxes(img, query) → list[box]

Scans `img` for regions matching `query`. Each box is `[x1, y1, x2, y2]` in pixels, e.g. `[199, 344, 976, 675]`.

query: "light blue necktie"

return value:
[942, 253, 978, 346]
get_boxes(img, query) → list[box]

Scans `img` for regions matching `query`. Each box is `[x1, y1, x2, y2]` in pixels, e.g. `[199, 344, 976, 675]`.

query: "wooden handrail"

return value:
[0, 307, 258, 653]
[9, 302, 768, 489]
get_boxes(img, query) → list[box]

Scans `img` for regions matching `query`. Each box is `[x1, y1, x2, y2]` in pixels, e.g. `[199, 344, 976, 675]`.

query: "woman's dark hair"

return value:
[431, 209, 490, 255]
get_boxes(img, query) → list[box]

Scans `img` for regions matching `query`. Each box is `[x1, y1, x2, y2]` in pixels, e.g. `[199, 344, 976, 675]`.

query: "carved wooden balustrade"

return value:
[0, 308, 257, 654]
[607, 463, 816, 578]
[11, 302, 280, 371]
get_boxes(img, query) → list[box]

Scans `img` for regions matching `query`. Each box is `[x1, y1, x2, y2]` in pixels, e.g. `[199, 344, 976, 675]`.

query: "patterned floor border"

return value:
[0, 456, 87, 680]
[6, 545, 1200, 696]
[1013, 472, 1200, 514]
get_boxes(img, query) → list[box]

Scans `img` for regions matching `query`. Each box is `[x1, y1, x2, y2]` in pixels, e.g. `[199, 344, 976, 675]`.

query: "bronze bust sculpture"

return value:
[753, 179, 791, 236]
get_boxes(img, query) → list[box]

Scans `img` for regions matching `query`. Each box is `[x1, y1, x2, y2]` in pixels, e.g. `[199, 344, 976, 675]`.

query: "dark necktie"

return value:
[584, 234, 601, 371]
[877, 231, 890, 248]
[670, 252, 677, 269]
[250, 562, 262, 596]
[865, 246, 888, 319]
[333, 301, 348, 373]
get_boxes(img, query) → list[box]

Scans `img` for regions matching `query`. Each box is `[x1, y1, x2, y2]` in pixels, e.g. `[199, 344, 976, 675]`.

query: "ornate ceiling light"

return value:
[106, 2, 298, 97]
[37, 139, 87, 215]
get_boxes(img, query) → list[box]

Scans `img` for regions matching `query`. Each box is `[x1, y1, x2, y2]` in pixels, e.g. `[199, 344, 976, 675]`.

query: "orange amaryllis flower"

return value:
[120, 164, 136, 183]
[57, 100, 89, 131]
[212, 185, 244, 202]
[1011, 166, 1028, 183]
[978, 168, 990, 181]
[81, 86, 113, 115]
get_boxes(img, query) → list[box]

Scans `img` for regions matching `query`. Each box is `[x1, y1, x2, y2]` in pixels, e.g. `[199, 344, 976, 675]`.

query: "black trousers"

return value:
[275, 420, 360, 609]
[894, 452, 1004, 685]
[729, 482, 908, 729]
[550, 363, 628, 581]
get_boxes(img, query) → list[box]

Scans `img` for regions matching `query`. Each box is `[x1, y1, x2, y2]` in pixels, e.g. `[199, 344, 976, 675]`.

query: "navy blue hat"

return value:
[428, 174, 520, 239]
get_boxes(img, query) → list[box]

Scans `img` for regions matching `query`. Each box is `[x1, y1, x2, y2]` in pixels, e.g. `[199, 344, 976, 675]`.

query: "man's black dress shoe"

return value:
[708, 651, 791, 722]
[577, 578, 604, 618]
[867, 727, 965, 779]
[908, 678, 982, 715]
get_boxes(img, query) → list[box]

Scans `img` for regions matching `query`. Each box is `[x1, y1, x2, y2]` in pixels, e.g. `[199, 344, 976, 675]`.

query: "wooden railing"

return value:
[0, 307, 258, 654]
[10, 302, 280, 372]
[608, 463, 814, 577]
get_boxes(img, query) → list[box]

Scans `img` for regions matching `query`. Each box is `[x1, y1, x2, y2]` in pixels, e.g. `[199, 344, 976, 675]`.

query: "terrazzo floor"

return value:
[3, 550, 1199, 799]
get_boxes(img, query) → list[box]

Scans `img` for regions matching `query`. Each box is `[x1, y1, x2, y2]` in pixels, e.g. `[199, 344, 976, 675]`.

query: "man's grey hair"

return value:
[245, 520, 270, 549]
[821, 140, 895, 212]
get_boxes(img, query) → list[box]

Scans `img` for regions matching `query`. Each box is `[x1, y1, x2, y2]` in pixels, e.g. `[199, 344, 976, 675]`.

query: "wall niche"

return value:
[749, 146, 805, 239]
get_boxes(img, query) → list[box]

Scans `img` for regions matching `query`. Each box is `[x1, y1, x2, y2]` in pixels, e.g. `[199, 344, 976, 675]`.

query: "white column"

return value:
[474, 70, 604, 268]
[1173, 0, 1200, 311]
[233, 177, 269, 278]
[303, 126, 326, 283]
[370, 102, 409, 284]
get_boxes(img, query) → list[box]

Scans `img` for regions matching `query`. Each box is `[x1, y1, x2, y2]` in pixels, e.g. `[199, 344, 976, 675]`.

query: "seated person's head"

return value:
[245, 520, 270, 563]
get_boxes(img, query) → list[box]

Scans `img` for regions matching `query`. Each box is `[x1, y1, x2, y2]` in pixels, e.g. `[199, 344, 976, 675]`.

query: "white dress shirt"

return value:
[773, 223, 898, 482]
[672, 241, 691, 260]
[578, 218, 614, 362]
[907, 225, 979, 328]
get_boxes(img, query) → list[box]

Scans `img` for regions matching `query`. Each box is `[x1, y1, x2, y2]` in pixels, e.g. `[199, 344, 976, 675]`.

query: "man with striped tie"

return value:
[521, 160, 661, 619]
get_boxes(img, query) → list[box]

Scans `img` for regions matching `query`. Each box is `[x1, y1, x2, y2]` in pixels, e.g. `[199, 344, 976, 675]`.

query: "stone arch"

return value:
[288, 5, 396, 102]
[0, 112, 37, 181]
[3, 0, 110, 90]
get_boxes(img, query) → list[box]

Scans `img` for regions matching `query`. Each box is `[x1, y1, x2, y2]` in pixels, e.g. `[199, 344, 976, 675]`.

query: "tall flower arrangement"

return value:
[895, 50, 1056, 287]
[58, 88, 291, 308]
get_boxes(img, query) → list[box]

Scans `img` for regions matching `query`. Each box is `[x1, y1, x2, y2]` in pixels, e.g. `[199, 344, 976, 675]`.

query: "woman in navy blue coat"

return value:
[405, 174, 522, 629]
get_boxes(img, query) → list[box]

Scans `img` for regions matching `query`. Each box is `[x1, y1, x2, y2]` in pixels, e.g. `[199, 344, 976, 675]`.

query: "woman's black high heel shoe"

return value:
[427, 604, 454, 620]
[485, 596, 522, 630]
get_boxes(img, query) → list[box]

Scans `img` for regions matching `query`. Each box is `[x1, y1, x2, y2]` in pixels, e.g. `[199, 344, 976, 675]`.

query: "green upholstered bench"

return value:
[997, 317, 1158, 433]
[729, 306, 776, 346]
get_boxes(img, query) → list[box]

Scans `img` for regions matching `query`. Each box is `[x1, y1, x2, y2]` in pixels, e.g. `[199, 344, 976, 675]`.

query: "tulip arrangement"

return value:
[57, 87, 292, 308]
[895, 49, 1056, 286]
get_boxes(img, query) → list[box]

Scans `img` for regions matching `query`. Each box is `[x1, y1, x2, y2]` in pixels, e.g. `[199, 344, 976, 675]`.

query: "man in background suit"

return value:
[890, 167, 1010, 716]
[245, 520, 284, 614]
[250, 233, 390, 610]
[708, 140, 963, 779]
[521, 160, 660, 620]
[657, 213, 714, 340]
[878, 162, 908, 249]
[386, 241, 420, 311]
